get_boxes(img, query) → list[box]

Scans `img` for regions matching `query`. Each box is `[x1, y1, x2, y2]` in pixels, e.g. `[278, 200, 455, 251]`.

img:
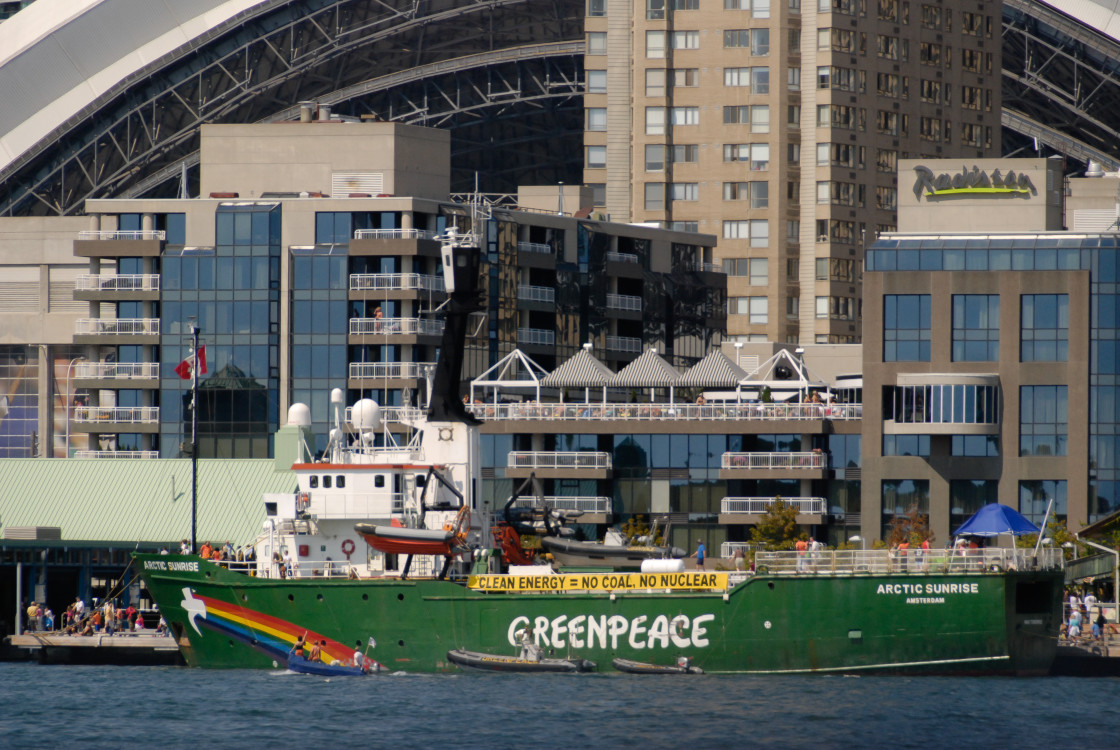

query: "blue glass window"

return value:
[1020, 294, 1068, 362]
[953, 295, 999, 361]
[1019, 480, 1066, 523]
[883, 294, 931, 361]
[1020, 385, 1067, 456]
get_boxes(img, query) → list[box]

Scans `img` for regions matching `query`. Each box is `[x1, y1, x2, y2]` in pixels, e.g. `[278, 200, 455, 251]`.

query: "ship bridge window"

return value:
[309, 476, 319, 489]
[336, 475, 345, 489]
[375, 475, 386, 488]
[323, 475, 332, 489]
[416, 475, 426, 487]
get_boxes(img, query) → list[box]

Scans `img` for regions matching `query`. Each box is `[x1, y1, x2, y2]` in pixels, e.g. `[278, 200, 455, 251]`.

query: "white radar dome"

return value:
[331, 388, 345, 406]
[351, 398, 381, 431]
[287, 403, 311, 427]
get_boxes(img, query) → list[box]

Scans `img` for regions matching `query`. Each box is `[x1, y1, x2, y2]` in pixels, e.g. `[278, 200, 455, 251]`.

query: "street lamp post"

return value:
[63, 355, 87, 458]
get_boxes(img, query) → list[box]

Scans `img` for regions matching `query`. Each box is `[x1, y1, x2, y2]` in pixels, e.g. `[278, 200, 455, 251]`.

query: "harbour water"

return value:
[1, 662, 1116, 748]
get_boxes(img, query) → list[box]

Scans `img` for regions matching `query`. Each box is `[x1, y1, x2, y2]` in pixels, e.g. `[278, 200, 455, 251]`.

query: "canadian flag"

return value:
[174, 345, 208, 380]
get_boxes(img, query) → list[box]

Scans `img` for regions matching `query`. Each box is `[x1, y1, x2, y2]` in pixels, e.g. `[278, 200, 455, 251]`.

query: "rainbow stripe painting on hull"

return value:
[180, 587, 354, 665]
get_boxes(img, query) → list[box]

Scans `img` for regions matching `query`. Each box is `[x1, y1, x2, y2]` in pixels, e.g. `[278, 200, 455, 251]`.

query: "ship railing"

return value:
[343, 405, 425, 427]
[466, 401, 862, 422]
[221, 558, 361, 579]
[511, 496, 613, 513]
[752, 547, 1065, 575]
[73, 450, 160, 459]
[507, 451, 612, 470]
[722, 451, 827, 469]
[722, 497, 826, 514]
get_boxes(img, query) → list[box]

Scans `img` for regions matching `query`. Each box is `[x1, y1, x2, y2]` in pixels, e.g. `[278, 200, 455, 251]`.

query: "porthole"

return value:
[362, 594, 369, 601]
[398, 640, 405, 647]
[317, 594, 324, 601]
[767, 582, 775, 589]
[288, 594, 294, 602]
[397, 593, 404, 601]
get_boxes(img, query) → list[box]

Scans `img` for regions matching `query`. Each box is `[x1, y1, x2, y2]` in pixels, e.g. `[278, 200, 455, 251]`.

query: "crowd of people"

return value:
[23, 595, 169, 637]
[1063, 588, 1114, 642]
[191, 539, 256, 565]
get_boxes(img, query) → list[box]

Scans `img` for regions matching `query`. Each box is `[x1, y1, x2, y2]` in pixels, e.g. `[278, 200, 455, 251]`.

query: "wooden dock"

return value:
[4, 632, 184, 666]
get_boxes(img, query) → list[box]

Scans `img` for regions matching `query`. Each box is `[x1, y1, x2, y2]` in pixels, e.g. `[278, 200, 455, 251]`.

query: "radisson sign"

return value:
[912, 164, 1037, 200]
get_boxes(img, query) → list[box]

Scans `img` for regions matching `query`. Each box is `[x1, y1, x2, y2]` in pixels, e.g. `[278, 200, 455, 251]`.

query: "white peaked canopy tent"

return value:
[541, 343, 616, 402]
[738, 348, 829, 401]
[469, 348, 549, 402]
[611, 347, 682, 402]
[680, 349, 748, 389]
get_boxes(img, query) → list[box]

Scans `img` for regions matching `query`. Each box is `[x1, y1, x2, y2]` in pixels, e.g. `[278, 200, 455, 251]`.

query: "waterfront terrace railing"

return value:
[722, 497, 827, 514]
[508, 451, 613, 470]
[720, 542, 757, 558]
[75, 274, 160, 292]
[74, 361, 160, 380]
[349, 273, 445, 292]
[76, 318, 160, 336]
[348, 362, 434, 380]
[467, 401, 862, 422]
[77, 230, 165, 241]
[722, 451, 827, 469]
[753, 547, 1065, 575]
[353, 228, 440, 241]
[512, 496, 613, 514]
[73, 406, 159, 424]
[349, 317, 444, 336]
[73, 450, 160, 459]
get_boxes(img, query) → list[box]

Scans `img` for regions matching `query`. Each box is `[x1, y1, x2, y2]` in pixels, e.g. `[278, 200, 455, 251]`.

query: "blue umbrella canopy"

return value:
[953, 503, 1040, 537]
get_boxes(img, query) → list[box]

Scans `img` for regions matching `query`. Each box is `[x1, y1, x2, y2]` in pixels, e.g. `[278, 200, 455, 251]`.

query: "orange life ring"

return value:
[341, 539, 356, 558]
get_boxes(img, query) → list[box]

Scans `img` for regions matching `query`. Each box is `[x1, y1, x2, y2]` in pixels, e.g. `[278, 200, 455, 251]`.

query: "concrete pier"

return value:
[4, 632, 184, 666]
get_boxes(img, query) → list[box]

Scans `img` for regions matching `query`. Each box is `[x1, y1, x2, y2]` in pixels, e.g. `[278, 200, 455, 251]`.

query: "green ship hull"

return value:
[134, 553, 1062, 675]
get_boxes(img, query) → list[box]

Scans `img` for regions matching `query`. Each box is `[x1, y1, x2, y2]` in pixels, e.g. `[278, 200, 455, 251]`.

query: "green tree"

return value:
[748, 498, 800, 550]
[1015, 518, 1100, 560]
[886, 504, 933, 547]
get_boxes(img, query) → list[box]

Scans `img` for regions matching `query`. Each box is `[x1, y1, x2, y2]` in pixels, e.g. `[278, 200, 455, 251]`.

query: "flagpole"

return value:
[190, 323, 199, 554]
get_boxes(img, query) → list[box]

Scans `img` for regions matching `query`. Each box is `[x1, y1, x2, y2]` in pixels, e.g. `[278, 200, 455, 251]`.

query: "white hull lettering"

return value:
[506, 613, 715, 651]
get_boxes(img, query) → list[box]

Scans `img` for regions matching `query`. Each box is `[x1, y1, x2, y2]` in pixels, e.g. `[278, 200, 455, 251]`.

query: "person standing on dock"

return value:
[26, 602, 39, 632]
[690, 539, 706, 570]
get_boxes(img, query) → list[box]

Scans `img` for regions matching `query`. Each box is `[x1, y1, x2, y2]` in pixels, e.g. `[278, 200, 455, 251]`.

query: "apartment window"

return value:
[952, 435, 999, 457]
[587, 108, 607, 132]
[587, 70, 607, 94]
[878, 0, 899, 22]
[646, 69, 667, 96]
[960, 123, 985, 148]
[919, 42, 942, 66]
[586, 146, 607, 169]
[644, 183, 665, 210]
[884, 294, 931, 361]
[672, 68, 700, 87]
[876, 110, 899, 136]
[723, 143, 769, 171]
[749, 258, 768, 285]
[876, 73, 900, 97]
[724, 28, 769, 55]
[953, 295, 999, 362]
[786, 296, 799, 319]
[1020, 386, 1068, 457]
[644, 145, 665, 173]
[921, 4, 943, 29]
[723, 105, 769, 133]
[818, 142, 856, 168]
[961, 11, 984, 36]
[672, 144, 699, 163]
[1020, 480, 1067, 524]
[722, 182, 769, 209]
[883, 435, 930, 457]
[877, 35, 899, 60]
[816, 295, 854, 319]
[589, 32, 608, 55]
[875, 186, 897, 211]
[673, 31, 700, 49]
[876, 149, 897, 173]
[1021, 294, 1069, 362]
[670, 221, 699, 232]
[646, 107, 666, 135]
[589, 0, 606, 15]
[920, 79, 942, 104]
[674, 0, 700, 8]
[788, 67, 801, 90]
[671, 107, 700, 126]
[670, 183, 699, 201]
[788, 105, 800, 126]
[723, 220, 769, 247]
[647, 0, 665, 19]
[786, 220, 800, 242]
[646, 30, 666, 58]
[961, 85, 982, 110]
[729, 296, 769, 324]
[816, 257, 856, 282]
[725, 67, 770, 92]
[961, 48, 981, 72]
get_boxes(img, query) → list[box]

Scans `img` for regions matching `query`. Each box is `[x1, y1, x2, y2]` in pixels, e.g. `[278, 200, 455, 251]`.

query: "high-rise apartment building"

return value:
[583, 0, 1002, 344]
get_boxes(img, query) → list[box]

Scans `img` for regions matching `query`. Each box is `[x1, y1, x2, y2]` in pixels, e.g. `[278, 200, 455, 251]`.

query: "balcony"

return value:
[720, 451, 828, 479]
[73, 361, 160, 388]
[353, 229, 440, 241]
[348, 362, 435, 381]
[517, 327, 556, 347]
[74, 230, 164, 258]
[506, 450, 612, 479]
[75, 318, 159, 344]
[349, 317, 444, 337]
[517, 241, 552, 254]
[517, 285, 556, 305]
[349, 273, 445, 293]
[511, 495, 613, 522]
[606, 294, 642, 312]
[690, 261, 722, 274]
[74, 274, 160, 300]
[719, 496, 827, 524]
[71, 406, 160, 434]
[606, 251, 639, 264]
[605, 335, 642, 353]
[73, 450, 160, 459]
